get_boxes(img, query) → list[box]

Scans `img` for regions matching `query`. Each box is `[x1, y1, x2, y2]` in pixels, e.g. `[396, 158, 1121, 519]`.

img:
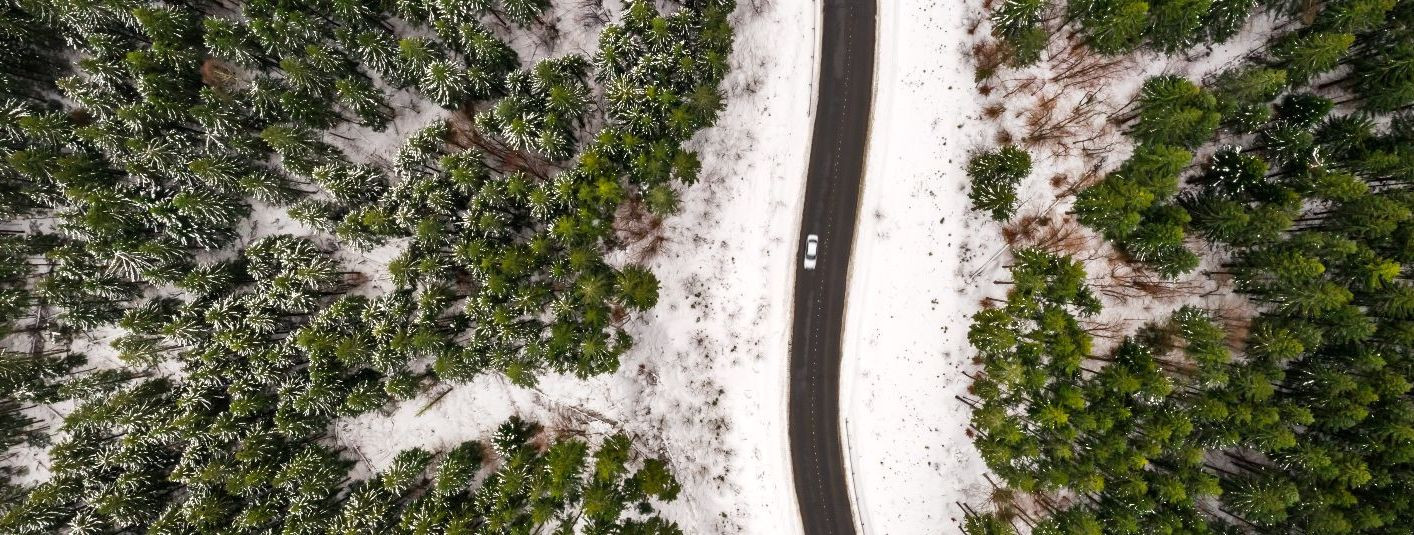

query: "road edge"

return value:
[835, 2, 887, 534]
[777, 2, 828, 533]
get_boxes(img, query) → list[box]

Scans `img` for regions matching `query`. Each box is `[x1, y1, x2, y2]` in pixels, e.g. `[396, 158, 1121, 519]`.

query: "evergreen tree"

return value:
[967, 145, 1032, 221]
[991, 0, 1048, 65]
[1075, 0, 1151, 54]
[1273, 31, 1354, 86]
[1147, 0, 1213, 52]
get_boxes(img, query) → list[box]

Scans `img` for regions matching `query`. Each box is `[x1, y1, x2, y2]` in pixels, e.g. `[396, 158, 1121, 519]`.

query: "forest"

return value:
[0, 0, 736, 532]
[965, 0, 1414, 532]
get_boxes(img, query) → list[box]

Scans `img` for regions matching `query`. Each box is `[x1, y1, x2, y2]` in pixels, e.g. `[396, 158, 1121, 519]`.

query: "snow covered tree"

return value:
[502, 0, 549, 27]
[991, 0, 1047, 65]
[1146, 0, 1213, 53]
[334, 76, 391, 130]
[203, 17, 265, 68]
[311, 163, 386, 205]
[420, 59, 471, 108]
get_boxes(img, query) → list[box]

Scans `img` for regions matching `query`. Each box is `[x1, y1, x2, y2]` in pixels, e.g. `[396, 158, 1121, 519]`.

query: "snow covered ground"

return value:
[839, 4, 1281, 533]
[838, 3, 996, 533]
[964, 10, 1279, 356]
[335, 1, 819, 533]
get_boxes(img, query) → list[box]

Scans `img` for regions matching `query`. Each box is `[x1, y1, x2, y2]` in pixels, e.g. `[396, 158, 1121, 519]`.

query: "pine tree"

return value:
[432, 441, 482, 497]
[1146, 0, 1214, 53]
[1351, 41, 1414, 112]
[1130, 75, 1221, 148]
[1273, 31, 1354, 86]
[1125, 203, 1198, 277]
[1203, 0, 1256, 42]
[1258, 120, 1316, 166]
[1222, 473, 1302, 526]
[615, 265, 659, 310]
[1211, 67, 1286, 109]
[992, 0, 1044, 38]
[421, 60, 471, 108]
[261, 123, 335, 176]
[967, 145, 1032, 221]
[1275, 93, 1333, 127]
[1078, 0, 1151, 54]
[203, 17, 264, 68]
[1311, 0, 1397, 33]
[311, 163, 386, 205]
[380, 448, 434, 494]
[334, 77, 391, 130]
[346, 29, 410, 87]
[643, 184, 681, 216]
[991, 0, 1047, 65]
[1074, 176, 1148, 240]
[1197, 145, 1269, 198]
[501, 0, 550, 27]
[961, 511, 1019, 535]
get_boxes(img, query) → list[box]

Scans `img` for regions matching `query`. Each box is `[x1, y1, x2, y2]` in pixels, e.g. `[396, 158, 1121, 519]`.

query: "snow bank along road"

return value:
[788, 0, 877, 533]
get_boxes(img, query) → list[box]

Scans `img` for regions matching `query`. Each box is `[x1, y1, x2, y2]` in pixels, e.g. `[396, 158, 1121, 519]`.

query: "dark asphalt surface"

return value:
[788, 1, 876, 534]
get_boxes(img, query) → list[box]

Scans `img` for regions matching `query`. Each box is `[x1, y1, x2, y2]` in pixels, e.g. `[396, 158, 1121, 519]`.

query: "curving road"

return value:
[788, 0, 876, 534]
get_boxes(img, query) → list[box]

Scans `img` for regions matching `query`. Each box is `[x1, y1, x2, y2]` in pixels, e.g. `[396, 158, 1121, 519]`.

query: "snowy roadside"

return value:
[840, 3, 1289, 533]
[838, 2, 997, 533]
[333, 1, 819, 533]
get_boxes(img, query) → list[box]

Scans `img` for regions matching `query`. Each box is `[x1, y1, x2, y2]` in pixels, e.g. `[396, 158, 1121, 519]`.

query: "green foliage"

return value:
[431, 441, 482, 497]
[1072, 0, 1152, 54]
[1211, 67, 1285, 131]
[616, 265, 661, 311]
[1203, 0, 1256, 41]
[1351, 40, 1414, 112]
[1071, 75, 1227, 278]
[1272, 31, 1354, 86]
[967, 250, 1232, 527]
[1147, 0, 1214, 52]
[967, 0, 1414, 524]
[1065, 0, 1259, 54]
[477, 56, 590, 159]
[501, 0, 550, 27]
[971, 3, 1414, 528]
[962, 512, 1019, 535]
[1275, 93, 1333, 127]
[991, 0, 1048, 66]
[380, 448, 434, 493]
[1223, 473, 1301, 525]
[967, 145, 1032, 221]
[0, 0, 736, 528]
[1311, 0, 1397, 33]
[1130, 75, 1221, 148]
[1074, 171, 1155, 239]
[1074, 141, 1198, 276]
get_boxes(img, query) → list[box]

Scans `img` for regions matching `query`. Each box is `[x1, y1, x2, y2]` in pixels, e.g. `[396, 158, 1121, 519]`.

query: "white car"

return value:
[803, 234, 819, 270]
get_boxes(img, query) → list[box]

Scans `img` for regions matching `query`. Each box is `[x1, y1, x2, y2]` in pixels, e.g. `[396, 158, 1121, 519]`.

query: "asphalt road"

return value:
[788, 0, 876, 534]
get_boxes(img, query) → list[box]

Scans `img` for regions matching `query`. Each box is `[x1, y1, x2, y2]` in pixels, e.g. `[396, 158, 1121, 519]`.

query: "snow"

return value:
[838, 4, 1282, 534]
[838, 2, 994, 532]
[332, 0, 819, 533]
